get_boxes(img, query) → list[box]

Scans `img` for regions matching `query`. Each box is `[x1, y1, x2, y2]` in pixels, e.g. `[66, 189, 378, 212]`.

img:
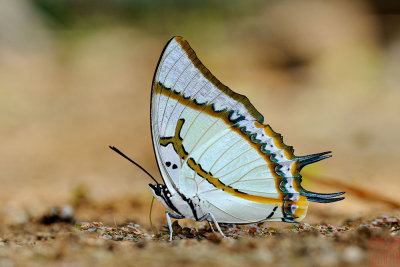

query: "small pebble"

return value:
[343, 246, 364, 263]
[88, 227, 97, 232]
[61, 205, 74, 219]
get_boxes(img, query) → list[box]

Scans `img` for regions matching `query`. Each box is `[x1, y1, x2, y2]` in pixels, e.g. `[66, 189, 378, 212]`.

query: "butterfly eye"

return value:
[148, 184, 162, 196]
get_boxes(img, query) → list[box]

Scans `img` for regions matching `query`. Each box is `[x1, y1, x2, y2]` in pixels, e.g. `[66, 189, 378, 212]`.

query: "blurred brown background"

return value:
[1, 0, 399, 227]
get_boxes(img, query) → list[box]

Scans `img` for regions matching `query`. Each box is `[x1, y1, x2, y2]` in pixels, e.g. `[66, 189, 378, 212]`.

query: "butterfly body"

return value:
[147, 37, 344, 240]
[149, 183, 204, 221]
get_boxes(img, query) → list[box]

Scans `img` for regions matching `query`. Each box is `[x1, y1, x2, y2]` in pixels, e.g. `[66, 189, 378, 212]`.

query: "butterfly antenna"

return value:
[109, 146, 159, 184]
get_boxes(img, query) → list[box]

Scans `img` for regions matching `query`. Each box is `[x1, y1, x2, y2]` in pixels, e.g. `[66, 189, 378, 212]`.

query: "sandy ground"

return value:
[0, 197, 399, 267]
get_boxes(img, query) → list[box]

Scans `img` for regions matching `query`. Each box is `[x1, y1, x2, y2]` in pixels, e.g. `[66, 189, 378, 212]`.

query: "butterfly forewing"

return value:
[151, 37, 314, 223]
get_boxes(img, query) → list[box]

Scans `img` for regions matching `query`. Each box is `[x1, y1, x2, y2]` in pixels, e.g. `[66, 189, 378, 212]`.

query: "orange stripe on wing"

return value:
[187, 158, 284, 206]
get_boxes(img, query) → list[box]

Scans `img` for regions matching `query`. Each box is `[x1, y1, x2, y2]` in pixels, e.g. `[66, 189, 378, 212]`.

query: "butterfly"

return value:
[111, 36, 344, 241]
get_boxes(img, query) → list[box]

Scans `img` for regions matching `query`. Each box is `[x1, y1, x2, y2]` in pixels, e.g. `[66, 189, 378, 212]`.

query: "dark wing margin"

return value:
[301, 188, 345, 203]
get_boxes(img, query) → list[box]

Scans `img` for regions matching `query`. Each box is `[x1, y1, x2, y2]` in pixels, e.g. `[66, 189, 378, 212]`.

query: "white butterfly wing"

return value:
[150, 37, 344, 223]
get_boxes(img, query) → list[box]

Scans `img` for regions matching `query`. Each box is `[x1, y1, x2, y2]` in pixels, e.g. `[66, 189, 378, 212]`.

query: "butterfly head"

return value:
[149, 183, 162, 196]
[148, 183, 172, 205]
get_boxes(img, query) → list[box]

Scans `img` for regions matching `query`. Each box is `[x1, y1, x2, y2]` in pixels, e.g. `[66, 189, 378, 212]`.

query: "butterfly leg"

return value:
[208, 212, 226, 238]
[208, 221, 215, 232]
[165, 211, 184, 241]
[199, 213, 226, 238]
